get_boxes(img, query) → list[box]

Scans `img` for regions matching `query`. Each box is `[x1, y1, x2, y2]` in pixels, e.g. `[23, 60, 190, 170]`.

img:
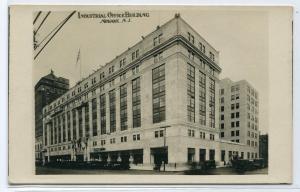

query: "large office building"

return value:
[35, 70, 69, 161]
[41, 14, 258, 170]
[219, 78, 259, 159]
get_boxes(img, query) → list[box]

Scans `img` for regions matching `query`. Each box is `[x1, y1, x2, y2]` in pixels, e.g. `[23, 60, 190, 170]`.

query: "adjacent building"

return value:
[259, 134, 268, 165]
[35, 70, 69, 161]
[41, 14, 259, 170]
[219, 78, 259, 159]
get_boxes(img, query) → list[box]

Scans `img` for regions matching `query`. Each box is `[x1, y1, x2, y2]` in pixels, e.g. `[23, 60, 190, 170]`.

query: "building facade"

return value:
[41, 14, 258, 170]
[35, 70, 69, 161]
[219, 78, 259, 159]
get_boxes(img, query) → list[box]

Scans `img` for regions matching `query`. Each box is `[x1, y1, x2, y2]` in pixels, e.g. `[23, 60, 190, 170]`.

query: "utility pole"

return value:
[160, 125, 171, 171]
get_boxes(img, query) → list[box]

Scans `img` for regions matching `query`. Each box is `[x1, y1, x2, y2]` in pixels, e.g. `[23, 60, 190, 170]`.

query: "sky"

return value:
[34, 7, 269, 134]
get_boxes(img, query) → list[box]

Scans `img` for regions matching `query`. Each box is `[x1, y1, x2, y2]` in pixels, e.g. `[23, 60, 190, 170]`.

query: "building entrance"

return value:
[151, 147, 168, 170]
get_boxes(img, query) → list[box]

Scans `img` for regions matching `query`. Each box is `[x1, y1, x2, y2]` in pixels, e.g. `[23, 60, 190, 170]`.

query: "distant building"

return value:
[219, 78, 259, 159]
[35, 70, 69, 161]
[259, 134, 268, 164]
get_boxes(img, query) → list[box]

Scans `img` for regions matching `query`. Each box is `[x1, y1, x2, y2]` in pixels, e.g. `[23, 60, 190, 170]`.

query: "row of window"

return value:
[47, 64, 141, 112]
[220, 121, 240, 129]
[247, 131, 258, 139]
[187, 32, 215, 62]
[247, 140, 258, 147]
[187, 129, 215, 141]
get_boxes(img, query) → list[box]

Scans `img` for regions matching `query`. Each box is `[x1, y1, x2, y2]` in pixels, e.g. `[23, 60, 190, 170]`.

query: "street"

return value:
[36, 166, 268, 175]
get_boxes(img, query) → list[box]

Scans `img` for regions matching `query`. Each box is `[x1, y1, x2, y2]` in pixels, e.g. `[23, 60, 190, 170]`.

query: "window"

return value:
[209, 78, 215, 128]
[154, 52, 163, 63]
[231, 86, 235, 92]
[231, 95, 235, 101]
[100, 72, 105, 80]
[153, 64, 166, 123]
[231, 122, 235, 128]
[221, 114, 224, 120]
[187, 64, 195, 122]
[221, 123, 224, 129]
[210, 134, 215, 140]
[220, 97, 224, 103]
[231, 131, 235, 136]
[132, 49, 139, 60]
[132, 77, 141, 128]
[221, 106, 224, 112]
[188, 129, 195, 137]
[119, 58, 126, 68]
[209, 52, 215, 61]
[231, 113, 235, 119]
[120, 84, 128, 131]
[84, 104, 89, 137]
[132, 65, 139, 75]
[62, 115, 66, 142]
[188, 32, 194, 44]
[72, 109, 77, 140]
[121, 136, 127, 143]
[236, 130, 240, 136]
[133, 134, 141, 141]
[100, 94, 106, 135]
[109, 79, 115, 87]
[236, 140, 240, 143]
[220, 89, 224, 95]
[153, 34, 163, 46]
[199, 71, 206, 125]
[84, 82, 89, 89]
[200, 132, 205, 139]
[110, 138, 116, 144]
[120, 73, 126, 81]
[92, 98, 97, 136]
[78, 108, 83, 138]
[155, 130, 164, 138]
[231, 104, 234, 110]
[109, 90, 116, 133]
[236, 103, 239, 109]
[236, 94, 239, 100]
[247, 140, 250, 146]
[101, 140, 106, 146]
[188, 50, 194, 60]
[236, 121, 240, 127]
[236, 112, 240, 118]
[220, 132, 224, 138]
[109, 66, 115, 74]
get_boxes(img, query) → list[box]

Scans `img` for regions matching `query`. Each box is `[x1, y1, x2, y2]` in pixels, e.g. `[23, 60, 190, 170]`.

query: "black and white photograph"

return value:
[34, 8, 269, 175]
[8, 5, 293, 184]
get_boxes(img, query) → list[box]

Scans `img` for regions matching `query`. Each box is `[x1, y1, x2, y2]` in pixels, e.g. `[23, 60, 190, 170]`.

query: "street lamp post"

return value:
[161, 125, 171, 171]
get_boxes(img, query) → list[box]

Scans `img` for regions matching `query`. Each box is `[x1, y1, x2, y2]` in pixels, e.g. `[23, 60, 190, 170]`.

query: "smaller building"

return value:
[259, 134, 268, 165]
